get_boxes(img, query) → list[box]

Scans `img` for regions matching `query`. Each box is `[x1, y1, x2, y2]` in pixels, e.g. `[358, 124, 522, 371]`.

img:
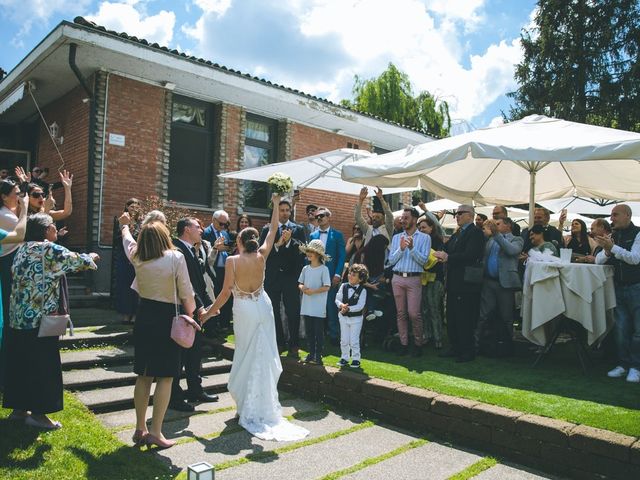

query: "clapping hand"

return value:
[278, 228, 292, 246]
[118, 212, 131, 226]
[433, 251, 448, 263]
[594, 234, 614, 253]
[58, 227, 69, 237]
[400, 235, 410, 251]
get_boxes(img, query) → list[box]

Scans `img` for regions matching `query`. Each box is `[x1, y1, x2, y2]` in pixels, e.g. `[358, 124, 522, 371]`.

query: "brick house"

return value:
[0, 17, 432, 291]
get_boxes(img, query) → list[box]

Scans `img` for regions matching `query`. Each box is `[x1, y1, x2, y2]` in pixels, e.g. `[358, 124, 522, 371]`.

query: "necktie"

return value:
[190, 246, 197, 258]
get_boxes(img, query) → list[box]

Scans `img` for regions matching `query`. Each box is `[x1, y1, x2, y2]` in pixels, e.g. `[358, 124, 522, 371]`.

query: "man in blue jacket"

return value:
[309, 208, 346, 344]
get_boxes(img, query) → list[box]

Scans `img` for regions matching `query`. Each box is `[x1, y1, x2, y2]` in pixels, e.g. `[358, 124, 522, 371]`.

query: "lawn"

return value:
[283, 336, 640, 438]
[0, 392, 171, 480]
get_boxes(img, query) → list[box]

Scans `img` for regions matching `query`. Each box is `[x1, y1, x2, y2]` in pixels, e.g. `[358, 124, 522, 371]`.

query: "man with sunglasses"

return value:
[310, 208, 346, 345]
[434, 205, 485, 362]
[203, 210, 232, 331]
[30, 166, 62, 197]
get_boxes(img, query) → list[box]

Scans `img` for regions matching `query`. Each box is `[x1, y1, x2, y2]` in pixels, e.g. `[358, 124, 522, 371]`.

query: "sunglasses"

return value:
[32, 169, 42, 174]
[455, 211, 471, 216]
[30, 192, 45, 199]
[315, 213, 327, 219]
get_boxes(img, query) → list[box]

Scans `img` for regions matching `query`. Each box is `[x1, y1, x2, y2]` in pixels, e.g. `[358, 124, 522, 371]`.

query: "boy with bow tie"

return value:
[335, 264, 369, 368]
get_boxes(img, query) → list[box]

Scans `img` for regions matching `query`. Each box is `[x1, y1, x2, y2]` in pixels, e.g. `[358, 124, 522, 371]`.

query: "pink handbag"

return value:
[169, 256, 197, 348]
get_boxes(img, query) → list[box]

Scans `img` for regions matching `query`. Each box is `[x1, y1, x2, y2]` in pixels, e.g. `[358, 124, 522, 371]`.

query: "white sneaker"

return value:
[365, 313, 376, 321]
[374, 310, 383, 317]
[626, 368, 640, 383]
[607, 366, 627, 378]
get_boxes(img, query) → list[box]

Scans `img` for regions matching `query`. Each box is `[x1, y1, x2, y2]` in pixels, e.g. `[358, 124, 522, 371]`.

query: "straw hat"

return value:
[299, 239, 331, 262]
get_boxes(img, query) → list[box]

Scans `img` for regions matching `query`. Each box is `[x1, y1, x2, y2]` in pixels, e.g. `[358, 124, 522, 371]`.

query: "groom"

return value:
[260, 199, 306, 357]
[170, 218, 219, 412]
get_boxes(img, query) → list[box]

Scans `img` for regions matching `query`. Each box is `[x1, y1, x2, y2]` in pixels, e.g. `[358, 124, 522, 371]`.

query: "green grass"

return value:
[0, 392, 171, 480]
[447, 457, 498, 480]
[274, 336, 640, 437]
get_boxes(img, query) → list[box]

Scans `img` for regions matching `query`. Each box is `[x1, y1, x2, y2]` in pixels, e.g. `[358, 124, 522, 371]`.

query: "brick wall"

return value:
[98, 75, 166, 245]
[36, 85, 90, 249]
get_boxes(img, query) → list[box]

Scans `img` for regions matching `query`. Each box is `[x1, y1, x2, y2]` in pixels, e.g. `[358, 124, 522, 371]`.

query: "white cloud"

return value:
[181, 0, 528, 125]
[487, 116, 505, 128]
[0, 0, 91, 44]
[193, 0, 231, 15]
[86, 1, 176, 46]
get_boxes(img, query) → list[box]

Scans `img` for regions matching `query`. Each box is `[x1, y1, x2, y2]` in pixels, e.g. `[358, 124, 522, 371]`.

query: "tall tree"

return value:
[341, 63, 451, 138]
[508, 0, 640, 131]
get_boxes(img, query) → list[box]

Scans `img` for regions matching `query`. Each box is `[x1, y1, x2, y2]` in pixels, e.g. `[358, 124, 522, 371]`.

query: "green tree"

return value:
[341, 63, 451, 138]
[508, 0, 640, 131]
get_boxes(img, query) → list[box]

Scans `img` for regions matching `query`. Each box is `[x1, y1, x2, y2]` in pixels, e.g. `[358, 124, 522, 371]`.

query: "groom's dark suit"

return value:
[171, 238, 213, 402]
[260, 221, 306, 352]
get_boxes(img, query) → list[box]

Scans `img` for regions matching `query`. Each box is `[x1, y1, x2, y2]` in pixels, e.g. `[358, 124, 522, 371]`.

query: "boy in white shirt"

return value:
[335, 264, 369, 368]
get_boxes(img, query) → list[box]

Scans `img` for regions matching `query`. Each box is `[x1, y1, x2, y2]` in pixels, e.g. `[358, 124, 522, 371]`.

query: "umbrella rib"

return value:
[297, 153, 358, 190]
[473, 160, 504, 200]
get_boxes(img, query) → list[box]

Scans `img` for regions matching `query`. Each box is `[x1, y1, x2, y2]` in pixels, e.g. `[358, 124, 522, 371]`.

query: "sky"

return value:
[0, 0, 538, 133]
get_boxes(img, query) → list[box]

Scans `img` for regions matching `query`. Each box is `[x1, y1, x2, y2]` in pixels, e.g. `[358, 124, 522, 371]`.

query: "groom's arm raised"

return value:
[258, 193, 282, 258]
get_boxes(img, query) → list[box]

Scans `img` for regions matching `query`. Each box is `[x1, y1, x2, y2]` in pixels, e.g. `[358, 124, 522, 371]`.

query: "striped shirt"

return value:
[387, 230, 431, 273]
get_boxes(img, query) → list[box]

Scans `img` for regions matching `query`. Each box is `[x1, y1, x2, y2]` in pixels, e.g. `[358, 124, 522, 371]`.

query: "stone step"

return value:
[154, 407, 370, 471]
[75, 372, 230, 413]
[99, 391, 239, 431]
[61, 345, 134, 370]
[214, 423, 420, 480]
[60, 344, 218, 370]
[59, 326, 132, 349]
[341, 441, 482, 480]
[114, 395, 321, 445]
[69, 293, 111, 310]
[473, 463, 557, 480]
[67, 307, 120, 327]
[64, 358, 232, 390]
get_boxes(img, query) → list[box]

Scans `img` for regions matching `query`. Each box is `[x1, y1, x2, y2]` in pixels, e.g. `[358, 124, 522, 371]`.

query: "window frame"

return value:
[242, 113, 279, 214]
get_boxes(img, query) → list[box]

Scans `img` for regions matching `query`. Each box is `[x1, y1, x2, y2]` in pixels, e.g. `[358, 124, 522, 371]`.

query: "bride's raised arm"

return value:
[258, 192, 281, 258]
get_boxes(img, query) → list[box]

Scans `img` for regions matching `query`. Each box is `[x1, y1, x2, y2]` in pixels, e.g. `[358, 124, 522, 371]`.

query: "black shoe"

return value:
[397, 345, 409, 356]
[169, 400, 195, 412]
[287, 348, 300, 359]
[187, 392, 219, 403]
[438, 349, 457, 358]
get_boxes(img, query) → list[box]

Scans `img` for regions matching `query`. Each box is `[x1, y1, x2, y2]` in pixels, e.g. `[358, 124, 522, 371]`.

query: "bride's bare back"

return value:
[230, 253, 265, 294]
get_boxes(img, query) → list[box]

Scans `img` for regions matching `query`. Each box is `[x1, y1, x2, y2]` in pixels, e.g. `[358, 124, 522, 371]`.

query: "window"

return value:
[243, 114, 278, 211]
[168, 96, 214, 206]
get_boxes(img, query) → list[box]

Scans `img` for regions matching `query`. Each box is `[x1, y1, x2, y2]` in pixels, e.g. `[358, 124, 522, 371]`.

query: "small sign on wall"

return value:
[108, 133, 125, 147]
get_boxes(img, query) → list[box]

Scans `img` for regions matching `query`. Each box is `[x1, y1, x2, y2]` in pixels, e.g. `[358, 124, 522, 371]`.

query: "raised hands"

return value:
[118, 212, 131, 226]
[15, 166, 30, 184]
[60, 170, 73, 189]
[358, 186, 368, 202]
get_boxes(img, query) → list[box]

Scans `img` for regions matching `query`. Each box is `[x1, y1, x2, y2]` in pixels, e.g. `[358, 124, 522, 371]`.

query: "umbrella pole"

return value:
[529, 169, 536, 226]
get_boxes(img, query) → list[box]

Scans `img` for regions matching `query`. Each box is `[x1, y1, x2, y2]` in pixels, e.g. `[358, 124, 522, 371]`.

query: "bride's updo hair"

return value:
[239, 227, 259, 253]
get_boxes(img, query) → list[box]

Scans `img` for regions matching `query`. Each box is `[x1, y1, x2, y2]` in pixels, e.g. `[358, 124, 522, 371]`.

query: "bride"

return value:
[202, 193, 309, 441]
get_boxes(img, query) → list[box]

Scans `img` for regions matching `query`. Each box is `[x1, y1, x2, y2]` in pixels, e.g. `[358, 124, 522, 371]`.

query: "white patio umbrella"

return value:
[220, 148, 412, 196]
[538, 197, 640, 216]
[341, 115, 640, 223]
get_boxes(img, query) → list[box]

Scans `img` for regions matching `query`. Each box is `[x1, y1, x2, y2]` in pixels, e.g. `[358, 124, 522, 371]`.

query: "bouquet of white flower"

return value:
[267, 172, 294, 195]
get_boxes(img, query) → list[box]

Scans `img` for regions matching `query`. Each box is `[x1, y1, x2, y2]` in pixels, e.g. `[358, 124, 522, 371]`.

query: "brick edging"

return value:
[216, 342, 640, 480]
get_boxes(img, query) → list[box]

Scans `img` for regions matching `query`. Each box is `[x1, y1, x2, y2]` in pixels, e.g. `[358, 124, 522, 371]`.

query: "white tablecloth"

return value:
[521, 261, 616, 346]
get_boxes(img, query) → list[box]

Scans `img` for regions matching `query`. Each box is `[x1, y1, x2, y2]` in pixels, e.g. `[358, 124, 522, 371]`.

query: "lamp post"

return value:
[187, 461, 214, 480]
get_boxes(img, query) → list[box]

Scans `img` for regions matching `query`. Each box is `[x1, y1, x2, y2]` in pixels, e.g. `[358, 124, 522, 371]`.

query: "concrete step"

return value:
[474, 464, 557, 480]
[214, 422, 420, 480]
[114, 395, 321, 445]
[154, 406, 370, 472]
[67, 307, 120, 327]
[69, 293, 111, 310]
[99, 391, 239, 431]
[342, 441, 482, 480]
[60, 345, 134, 370]
[59, 326, 132, 349]
[64, 358, 232, 390]
[75, 372, 230, 413]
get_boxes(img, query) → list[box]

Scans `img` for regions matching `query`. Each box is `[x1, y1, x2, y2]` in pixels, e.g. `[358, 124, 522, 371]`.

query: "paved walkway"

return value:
[62, 326, 562, 479]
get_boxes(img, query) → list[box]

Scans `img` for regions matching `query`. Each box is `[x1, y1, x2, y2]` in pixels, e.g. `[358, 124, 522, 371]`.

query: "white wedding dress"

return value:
[227, 261, 309, 441]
